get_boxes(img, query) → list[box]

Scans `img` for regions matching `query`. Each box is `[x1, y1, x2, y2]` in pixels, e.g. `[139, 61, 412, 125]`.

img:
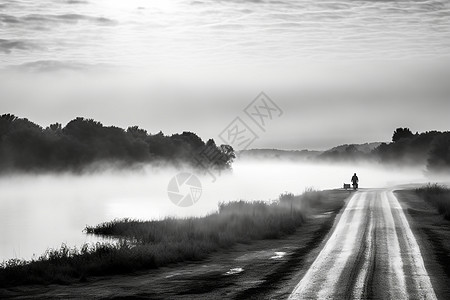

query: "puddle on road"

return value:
[164, 272, 192, 278]
[270, 251, 287, 259]
[312, 211, 334, 219]
[225, 267, 244, 275]
[235, 250, 270, 261]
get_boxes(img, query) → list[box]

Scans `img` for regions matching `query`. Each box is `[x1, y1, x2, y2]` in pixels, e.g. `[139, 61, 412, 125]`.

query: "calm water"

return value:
[0, 160, 428, 261]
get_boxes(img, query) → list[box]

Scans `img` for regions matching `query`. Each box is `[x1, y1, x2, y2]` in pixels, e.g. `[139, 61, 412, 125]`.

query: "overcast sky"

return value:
[1, 0, 450, 150]
[2, 63, 449, 151]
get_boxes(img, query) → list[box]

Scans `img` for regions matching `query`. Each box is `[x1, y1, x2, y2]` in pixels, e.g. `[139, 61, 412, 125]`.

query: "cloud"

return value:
[66, 0, 89, 4]
[24, 14, 117, 25]
[0, 13, 117, 28]
[6, 60, 113, 73]
[0, 14, 20, 24]
[0, 39, 40, 54]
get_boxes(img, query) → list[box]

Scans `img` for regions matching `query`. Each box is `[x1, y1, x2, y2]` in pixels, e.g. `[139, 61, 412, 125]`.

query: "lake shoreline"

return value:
[0, 190, 350, 298]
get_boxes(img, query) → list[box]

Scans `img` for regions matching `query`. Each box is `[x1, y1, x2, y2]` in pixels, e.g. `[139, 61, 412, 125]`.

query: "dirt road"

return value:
[289, 190, 437, 299]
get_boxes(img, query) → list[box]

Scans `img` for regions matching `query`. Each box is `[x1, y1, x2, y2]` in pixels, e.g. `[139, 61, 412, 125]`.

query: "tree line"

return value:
[318, 127, 450, 173]
[375, 127, 450, 173]
[0, 114, 235, 172]
[1, 114, 448, 174]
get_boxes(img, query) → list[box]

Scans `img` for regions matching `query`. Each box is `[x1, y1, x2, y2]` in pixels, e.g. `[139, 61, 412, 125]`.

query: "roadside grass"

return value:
[0, 189, 333, 287]
[415, 183, 450, 220]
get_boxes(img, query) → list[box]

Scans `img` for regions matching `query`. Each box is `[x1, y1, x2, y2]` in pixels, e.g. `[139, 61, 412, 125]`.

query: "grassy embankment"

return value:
[415, 183, 450, 219]
[0, 189, 336, 287]
[395, 183, 450, 299]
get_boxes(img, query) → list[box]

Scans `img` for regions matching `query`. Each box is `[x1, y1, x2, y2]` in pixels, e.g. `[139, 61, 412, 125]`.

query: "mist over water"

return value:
[0, 159, 432, 261]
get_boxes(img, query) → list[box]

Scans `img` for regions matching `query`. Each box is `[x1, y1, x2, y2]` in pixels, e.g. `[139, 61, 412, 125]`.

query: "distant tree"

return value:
[0, 115, 236, 172]
[0, 114, 17, 123]
[171, 131, 205, 151]
[0, 114, 15, 140]
[279, 192, 294, 203]
[147, 131, 175, 159]
[345, 145, 357, 153]
[427, 133, 450, 173]
[372, 129, 447, 166]
[0, 114, 18, 136]
[205, 138, 216, 149]
[127, 126, 147, 140]
[49, 123, 62, 132]
[392, 127, 414, 143]
[220, 144, 235, 166]
[63, 117, 103, 142]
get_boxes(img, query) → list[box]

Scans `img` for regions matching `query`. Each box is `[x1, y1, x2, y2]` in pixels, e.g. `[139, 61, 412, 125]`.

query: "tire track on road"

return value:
[289, 192, 366, 299]
[388, 191, 437, 300]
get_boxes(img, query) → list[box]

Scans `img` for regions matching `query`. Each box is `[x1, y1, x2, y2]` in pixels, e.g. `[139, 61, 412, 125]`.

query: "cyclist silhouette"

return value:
[351, 173, 359, 190]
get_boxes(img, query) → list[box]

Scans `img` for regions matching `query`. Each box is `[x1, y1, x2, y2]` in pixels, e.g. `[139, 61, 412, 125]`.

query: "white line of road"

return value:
[380, 190, 407, 299]
[353, 203, 374, 299]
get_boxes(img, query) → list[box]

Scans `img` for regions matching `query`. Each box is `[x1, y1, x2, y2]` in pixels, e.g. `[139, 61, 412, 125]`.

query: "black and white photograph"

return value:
[1, 0, 450, 299]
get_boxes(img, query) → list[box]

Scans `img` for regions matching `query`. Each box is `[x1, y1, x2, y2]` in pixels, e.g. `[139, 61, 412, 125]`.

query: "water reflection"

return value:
[0, 160, 428, 261]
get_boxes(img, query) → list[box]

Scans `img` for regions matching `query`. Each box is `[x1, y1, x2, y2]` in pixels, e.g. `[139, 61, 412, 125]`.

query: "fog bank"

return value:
[1, 159, 442, 261]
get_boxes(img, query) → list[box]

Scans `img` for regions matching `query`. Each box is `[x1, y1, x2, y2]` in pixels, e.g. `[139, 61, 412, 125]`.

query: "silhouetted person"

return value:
[351, 173, 359, 190]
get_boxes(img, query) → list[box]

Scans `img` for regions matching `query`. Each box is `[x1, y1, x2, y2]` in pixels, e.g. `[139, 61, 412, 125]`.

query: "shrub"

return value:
[415, 183, 450, 219]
